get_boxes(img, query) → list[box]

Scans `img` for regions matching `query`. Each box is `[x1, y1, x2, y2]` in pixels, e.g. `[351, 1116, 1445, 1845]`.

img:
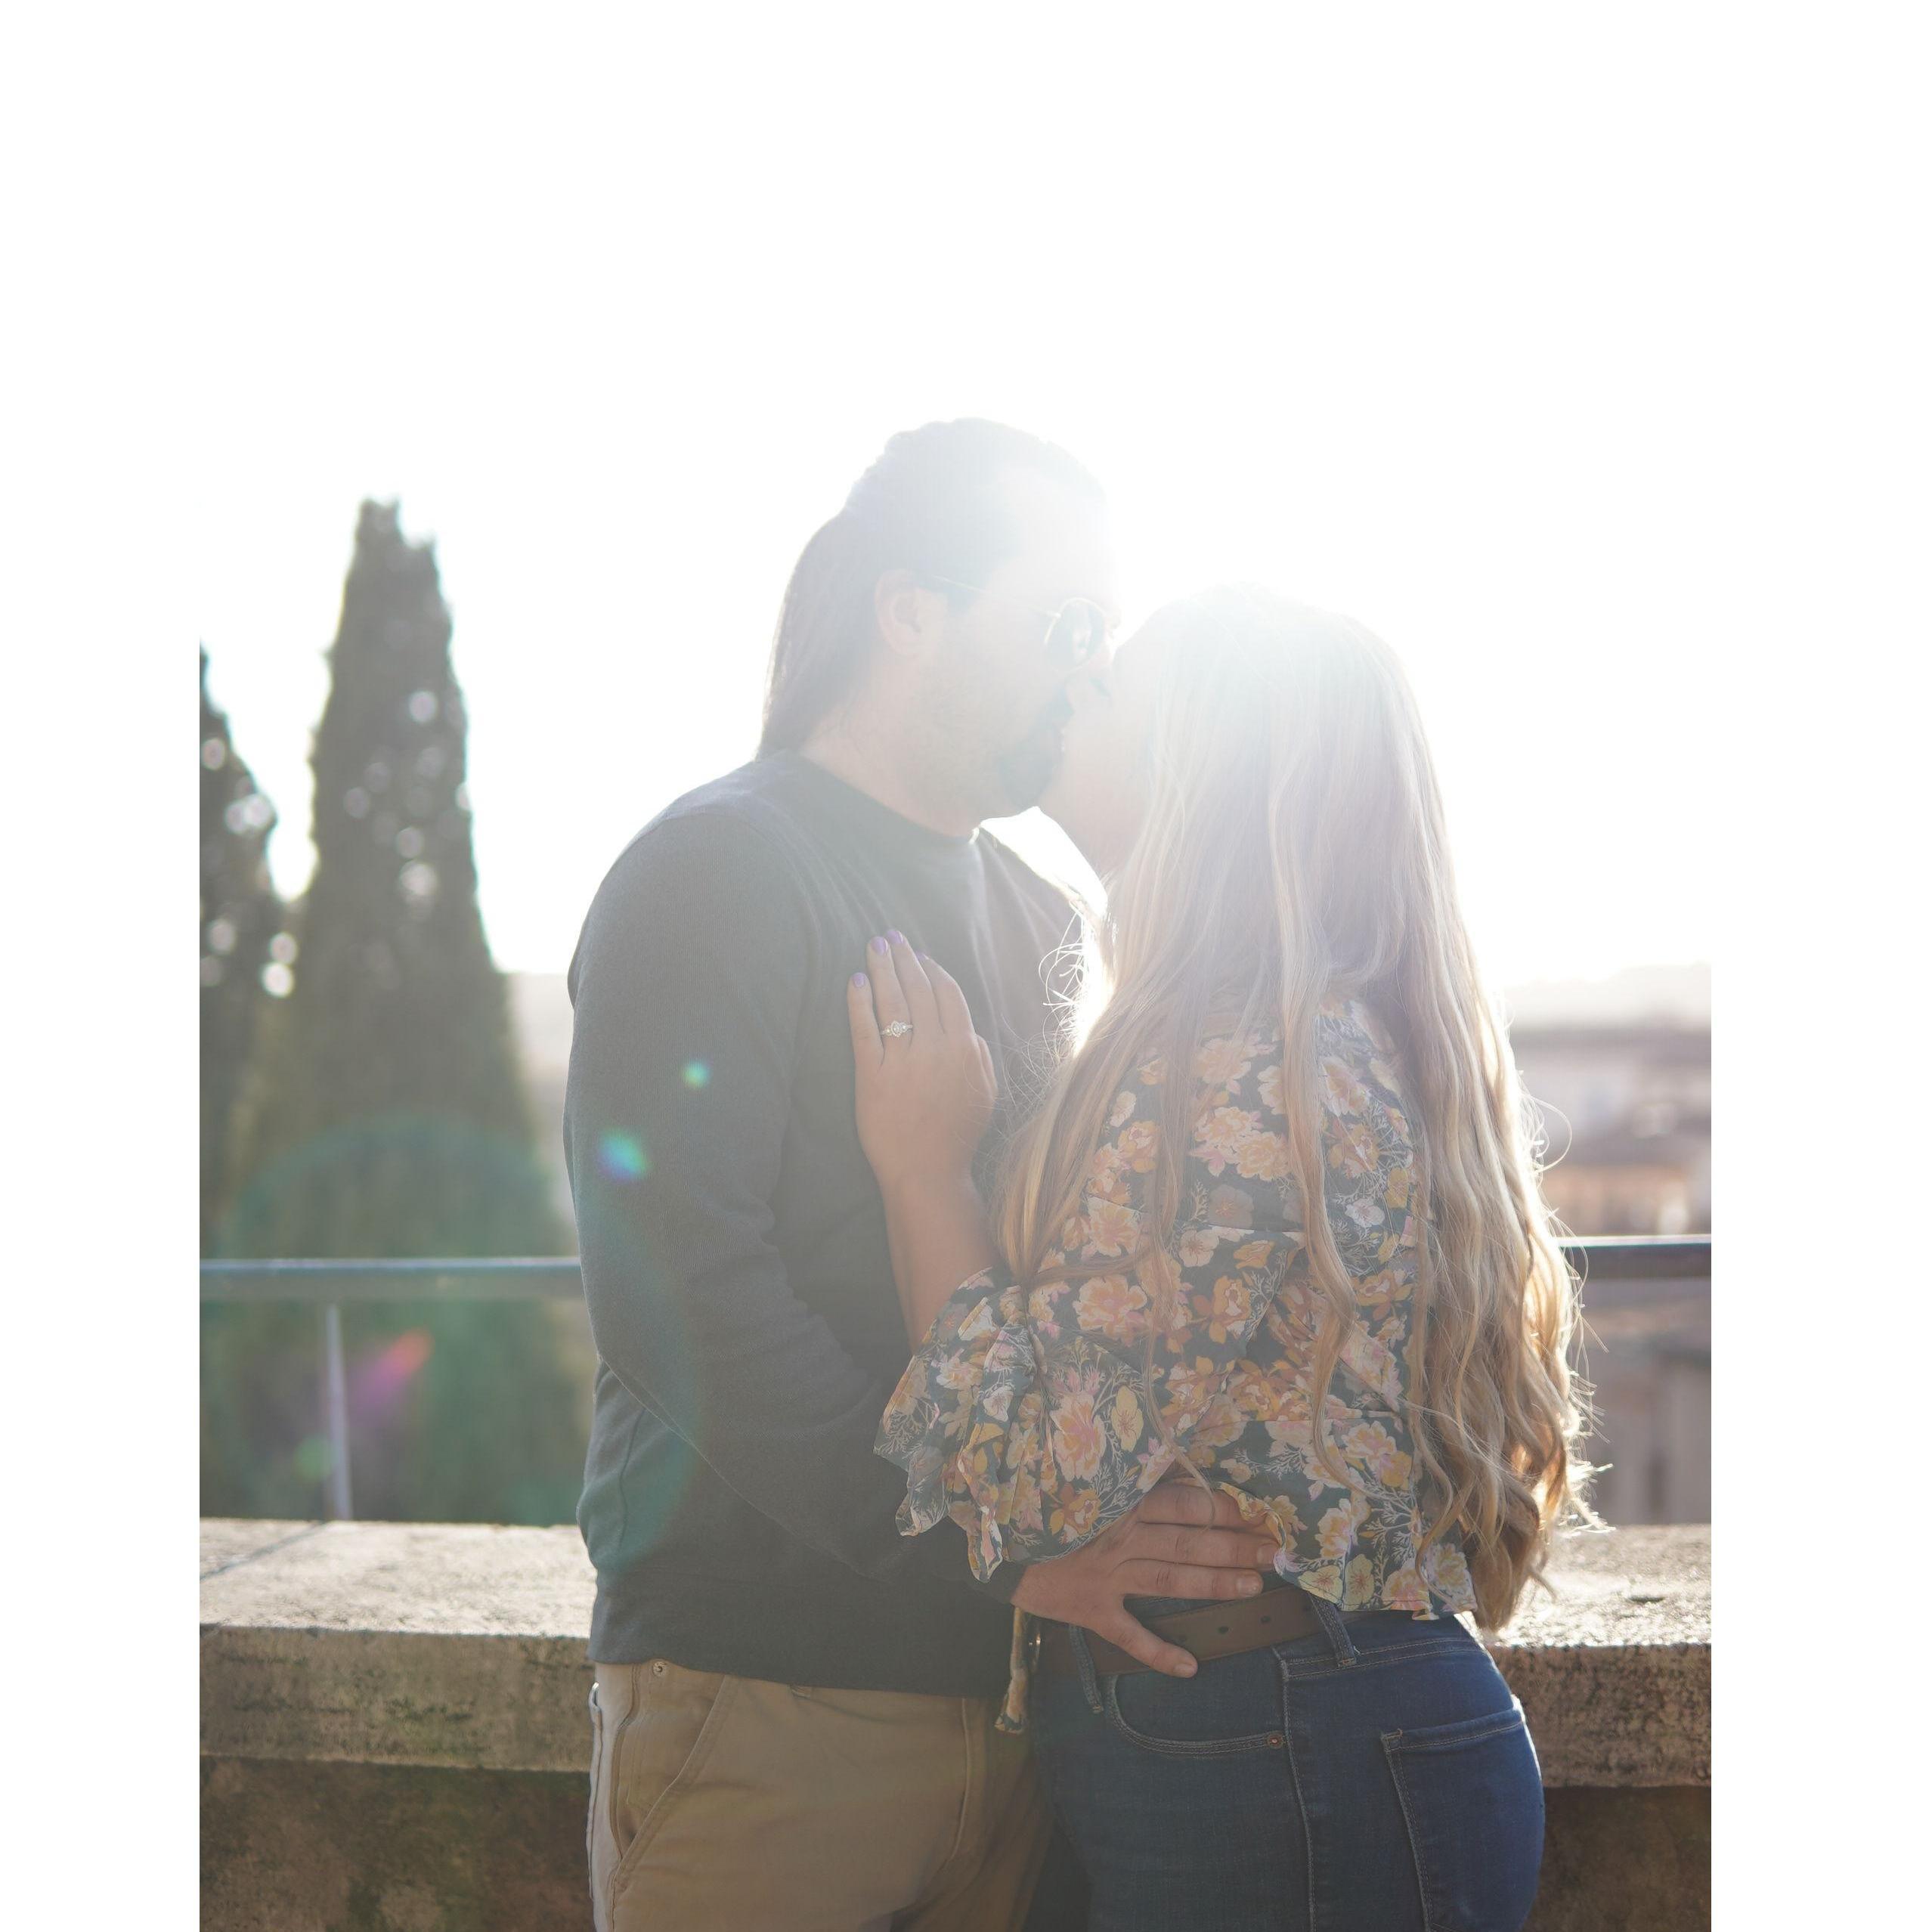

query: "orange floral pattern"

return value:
[878, 999, 1477, 1633]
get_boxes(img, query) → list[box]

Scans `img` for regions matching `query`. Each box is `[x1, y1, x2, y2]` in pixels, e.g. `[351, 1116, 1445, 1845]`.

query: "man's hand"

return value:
[1010, 1481, 1280, 1679]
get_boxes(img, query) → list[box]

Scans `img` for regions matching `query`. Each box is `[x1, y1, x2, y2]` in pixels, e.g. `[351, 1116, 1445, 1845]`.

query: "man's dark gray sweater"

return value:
[567, 751, 1076, 1695]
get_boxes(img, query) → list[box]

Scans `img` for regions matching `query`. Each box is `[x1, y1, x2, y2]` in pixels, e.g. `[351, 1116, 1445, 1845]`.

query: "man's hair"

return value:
[758, 419, 1104, 755]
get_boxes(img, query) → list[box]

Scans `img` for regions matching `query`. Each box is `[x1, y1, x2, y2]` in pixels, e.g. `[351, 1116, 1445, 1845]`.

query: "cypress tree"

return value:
[200, 649, 286, 1252]
[210, 502, 584, 1524]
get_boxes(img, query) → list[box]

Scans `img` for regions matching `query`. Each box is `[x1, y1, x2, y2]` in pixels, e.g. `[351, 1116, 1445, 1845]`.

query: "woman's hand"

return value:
[846, 932, 997, 1194]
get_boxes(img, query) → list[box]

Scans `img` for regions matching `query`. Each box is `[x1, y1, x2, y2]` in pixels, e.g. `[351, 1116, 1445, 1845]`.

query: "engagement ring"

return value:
[883, 1021, 914, 1039]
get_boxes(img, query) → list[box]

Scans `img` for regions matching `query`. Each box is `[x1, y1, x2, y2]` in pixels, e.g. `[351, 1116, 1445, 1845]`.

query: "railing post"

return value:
[321, 1302, 353, 1520]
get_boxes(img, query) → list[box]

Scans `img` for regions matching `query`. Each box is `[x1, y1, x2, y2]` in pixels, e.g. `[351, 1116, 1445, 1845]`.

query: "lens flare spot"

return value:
[681, 1060, 710, 1090]
[351, 1327, 435, 1420]
[380, 1328, 434, 1381]
[599, 1131, 649, 1181]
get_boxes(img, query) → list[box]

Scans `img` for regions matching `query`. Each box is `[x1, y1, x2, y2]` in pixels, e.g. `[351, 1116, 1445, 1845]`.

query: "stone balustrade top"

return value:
[200, 1519, 1709, 1789]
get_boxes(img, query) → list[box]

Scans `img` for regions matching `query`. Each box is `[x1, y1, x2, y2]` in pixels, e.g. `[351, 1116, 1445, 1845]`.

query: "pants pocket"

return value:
[602, 1661, 740, 1907]
[1100, 1655, 1282, 1758]
[1381, 1700, 1544, 1931]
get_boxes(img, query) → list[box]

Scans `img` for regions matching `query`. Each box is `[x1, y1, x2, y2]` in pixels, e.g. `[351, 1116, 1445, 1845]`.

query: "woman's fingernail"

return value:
[886, 929, 906, 946]
[869, 935, 888, 955]
[1175, 1658, 1197, 1677]
[852, 972, 868, 989]
[1238, 1574, 1260, 1595]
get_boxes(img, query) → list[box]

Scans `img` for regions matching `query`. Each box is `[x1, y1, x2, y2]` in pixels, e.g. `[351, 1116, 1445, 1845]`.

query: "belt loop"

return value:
[1067, 1627, 1105, 1715]
[1310, 1598, 1358, 1667]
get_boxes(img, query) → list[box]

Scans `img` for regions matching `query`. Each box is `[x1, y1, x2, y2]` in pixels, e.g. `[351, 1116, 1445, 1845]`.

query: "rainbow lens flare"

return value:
[598, 1131, 649, 1181]
[353, 1328, 436, 1419]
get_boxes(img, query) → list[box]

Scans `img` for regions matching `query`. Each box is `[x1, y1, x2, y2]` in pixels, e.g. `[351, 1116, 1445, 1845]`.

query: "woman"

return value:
[847, 586, 1584, 1931]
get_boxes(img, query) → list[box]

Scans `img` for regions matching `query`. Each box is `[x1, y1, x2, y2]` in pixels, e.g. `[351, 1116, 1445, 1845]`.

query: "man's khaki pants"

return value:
[587, 1658, 1052, 1931]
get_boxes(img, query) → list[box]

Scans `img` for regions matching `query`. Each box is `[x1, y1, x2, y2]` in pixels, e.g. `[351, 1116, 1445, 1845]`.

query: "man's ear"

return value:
[874, 571, 946, 660]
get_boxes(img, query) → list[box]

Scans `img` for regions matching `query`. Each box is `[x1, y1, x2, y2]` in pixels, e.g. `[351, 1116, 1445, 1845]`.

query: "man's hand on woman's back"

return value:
[1010, 1482, 1279, 1679]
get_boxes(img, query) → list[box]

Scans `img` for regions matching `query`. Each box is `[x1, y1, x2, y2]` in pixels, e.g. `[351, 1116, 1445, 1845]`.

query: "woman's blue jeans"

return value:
[1029, 1596, 1544, 1931]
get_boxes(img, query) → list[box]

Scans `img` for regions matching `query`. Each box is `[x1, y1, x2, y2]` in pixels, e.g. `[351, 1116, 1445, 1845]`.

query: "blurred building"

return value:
[1573, 1267, 1711, 1525]
[1503, 965, 1710, 1523]
[1512, 1023, 1711, 1235]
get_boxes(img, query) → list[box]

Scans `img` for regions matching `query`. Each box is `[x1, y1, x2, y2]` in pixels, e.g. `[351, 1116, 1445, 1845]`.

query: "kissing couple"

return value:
[566, 419, 1580, 1931]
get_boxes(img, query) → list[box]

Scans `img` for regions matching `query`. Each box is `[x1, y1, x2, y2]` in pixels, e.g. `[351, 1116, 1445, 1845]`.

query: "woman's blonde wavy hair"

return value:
[992, 585, 1589, 1630]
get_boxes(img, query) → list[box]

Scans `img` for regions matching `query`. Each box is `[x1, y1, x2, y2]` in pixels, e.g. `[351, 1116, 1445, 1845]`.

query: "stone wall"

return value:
[202, 1519, 1710, 1930]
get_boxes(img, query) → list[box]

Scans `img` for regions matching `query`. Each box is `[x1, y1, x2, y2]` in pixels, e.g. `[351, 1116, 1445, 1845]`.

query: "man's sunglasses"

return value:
[927, 576, 1116, 667]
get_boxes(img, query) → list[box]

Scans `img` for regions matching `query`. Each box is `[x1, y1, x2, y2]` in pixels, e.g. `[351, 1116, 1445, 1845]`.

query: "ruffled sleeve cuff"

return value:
[875, 1263, 1048, 1584]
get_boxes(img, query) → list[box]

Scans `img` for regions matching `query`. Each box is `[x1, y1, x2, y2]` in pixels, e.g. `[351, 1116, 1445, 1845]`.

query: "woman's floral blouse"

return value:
[877, 997, 1476, 1723]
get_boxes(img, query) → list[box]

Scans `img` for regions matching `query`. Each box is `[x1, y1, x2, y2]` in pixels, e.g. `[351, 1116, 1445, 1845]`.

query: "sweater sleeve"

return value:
[567, 808, 1002, 1591]
[877, 1033, 1317, 1579]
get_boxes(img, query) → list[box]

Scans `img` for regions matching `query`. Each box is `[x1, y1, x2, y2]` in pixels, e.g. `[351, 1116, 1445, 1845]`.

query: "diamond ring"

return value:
[883, 1020, 914, 1039]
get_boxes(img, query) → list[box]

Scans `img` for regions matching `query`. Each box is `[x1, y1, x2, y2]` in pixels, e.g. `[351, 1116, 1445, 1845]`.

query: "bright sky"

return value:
[191, 7, 1720, 985]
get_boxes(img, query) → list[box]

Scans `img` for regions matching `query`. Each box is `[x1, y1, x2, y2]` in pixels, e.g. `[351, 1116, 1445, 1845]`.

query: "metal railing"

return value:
[201, 1237, 1710, 1521]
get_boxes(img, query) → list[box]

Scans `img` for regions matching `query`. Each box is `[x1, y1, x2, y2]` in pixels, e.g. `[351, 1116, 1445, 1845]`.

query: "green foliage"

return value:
[204, 503, 585, 1526]
[222, 501, 556, 1259]
[200, 650, 286, 1252]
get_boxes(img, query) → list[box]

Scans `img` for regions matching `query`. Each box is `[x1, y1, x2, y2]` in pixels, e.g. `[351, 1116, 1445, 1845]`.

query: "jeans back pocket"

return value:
[1381, 1700, 1543, 1931]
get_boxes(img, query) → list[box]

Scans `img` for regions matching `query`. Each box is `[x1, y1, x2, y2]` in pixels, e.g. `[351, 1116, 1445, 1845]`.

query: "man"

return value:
[567, 420, 1275, 1930]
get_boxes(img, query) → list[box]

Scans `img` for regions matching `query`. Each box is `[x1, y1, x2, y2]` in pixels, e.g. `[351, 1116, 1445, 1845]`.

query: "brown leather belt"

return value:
[1034, 1580, 1323, 1680]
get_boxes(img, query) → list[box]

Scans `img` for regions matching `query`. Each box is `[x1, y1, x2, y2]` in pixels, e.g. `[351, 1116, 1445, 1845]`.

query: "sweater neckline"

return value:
[767, 751, 981, 865]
